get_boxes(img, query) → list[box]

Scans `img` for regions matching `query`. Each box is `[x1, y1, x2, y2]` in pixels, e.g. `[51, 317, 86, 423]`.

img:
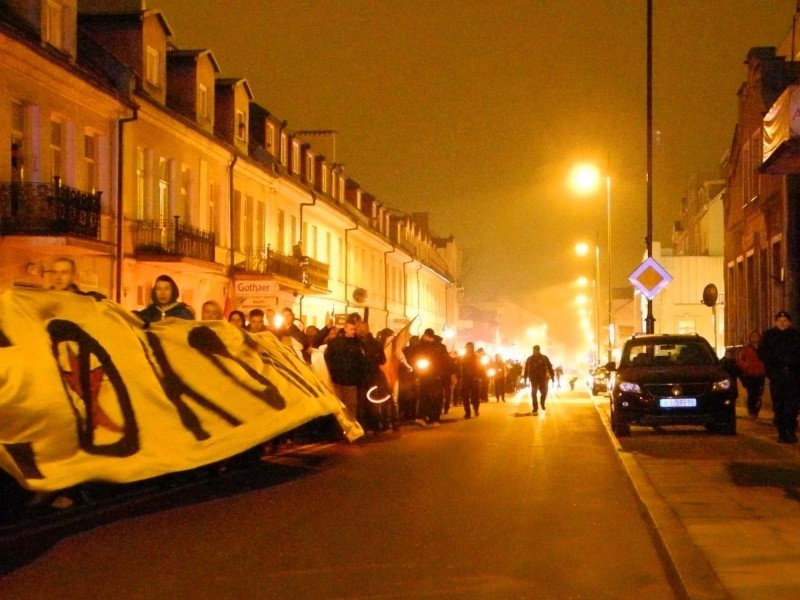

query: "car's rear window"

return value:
[620, 340, 716, 367]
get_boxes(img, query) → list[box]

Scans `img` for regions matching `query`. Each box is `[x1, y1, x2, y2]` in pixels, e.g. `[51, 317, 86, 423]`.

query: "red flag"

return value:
[380, 317, 416, 390]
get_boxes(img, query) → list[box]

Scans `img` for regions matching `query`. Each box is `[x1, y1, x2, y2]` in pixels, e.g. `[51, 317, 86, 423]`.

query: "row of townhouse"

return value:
[0, 0, 459, 334]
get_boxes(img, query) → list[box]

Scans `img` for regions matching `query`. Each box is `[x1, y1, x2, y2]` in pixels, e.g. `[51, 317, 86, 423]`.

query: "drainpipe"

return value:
[228, 153, 238, 273]
[343, 223, 358, 311]
[384, 245, 396, 328]
[115, 108, 138, 303]
[299, 192, 317, 243]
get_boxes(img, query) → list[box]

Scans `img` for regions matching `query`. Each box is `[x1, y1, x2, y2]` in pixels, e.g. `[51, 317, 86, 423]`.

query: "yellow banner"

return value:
[0, 288, 361, 492]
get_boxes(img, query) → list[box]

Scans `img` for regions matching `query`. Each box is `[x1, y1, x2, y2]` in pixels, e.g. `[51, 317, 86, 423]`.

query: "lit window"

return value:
[198, 84, 208, 118]
[267, 123, 276, 155]
[236, 110, 246, 141]
[50, 120, 63, 180]
[291, 142, 300, 174]
[44, 1, 64, 49]
[321, 165, 328, 193]
[157, 157, 170, 221]
[146, 46, 160, 86]
[84, 133, 98, 192]
[280, 133, 288, 165]
[136, 147, 145, 219]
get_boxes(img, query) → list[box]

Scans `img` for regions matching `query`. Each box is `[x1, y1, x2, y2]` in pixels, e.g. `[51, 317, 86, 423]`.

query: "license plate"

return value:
[659, 397, 697, 408]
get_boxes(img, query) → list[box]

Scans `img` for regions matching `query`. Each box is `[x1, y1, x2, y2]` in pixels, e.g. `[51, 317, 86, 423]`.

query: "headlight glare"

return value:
[619, 381, 641, 394]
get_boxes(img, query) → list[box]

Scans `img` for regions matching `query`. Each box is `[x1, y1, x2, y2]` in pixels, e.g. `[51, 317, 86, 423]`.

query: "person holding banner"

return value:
[48, 257, 105, 300]
[324, 317, 369, 422]
[136, 275, 194, 324]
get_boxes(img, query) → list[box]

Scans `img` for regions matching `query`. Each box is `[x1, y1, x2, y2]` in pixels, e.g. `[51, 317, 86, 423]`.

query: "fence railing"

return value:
[132, 217, 216, 263]
[0, 180, 101, 239]
[239, 248, 330, 289]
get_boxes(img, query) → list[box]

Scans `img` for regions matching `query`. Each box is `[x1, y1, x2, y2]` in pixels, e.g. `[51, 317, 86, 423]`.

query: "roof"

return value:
[168, 48, 221, 73]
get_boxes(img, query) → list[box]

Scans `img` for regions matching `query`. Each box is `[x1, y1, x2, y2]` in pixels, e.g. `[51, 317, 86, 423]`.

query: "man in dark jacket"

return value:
[409, 328, 452, 426]
[524, 345, 555, 415]
[324, 317, 368, 421]
[135, 274, 194, 325]
[459, 342, 481, 418]
[758, 311, 800, 443]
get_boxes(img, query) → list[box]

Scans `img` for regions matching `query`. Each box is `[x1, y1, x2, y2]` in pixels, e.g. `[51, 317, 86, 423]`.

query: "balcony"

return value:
[132, 217, 216, 264]
[237, 248, 330, 291]
[0, 180, 101, 239]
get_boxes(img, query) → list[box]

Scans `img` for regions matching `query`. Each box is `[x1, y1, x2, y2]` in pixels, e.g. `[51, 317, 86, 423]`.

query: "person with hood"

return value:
[758, 311, 800, 443]
[135, 274, 194, 325]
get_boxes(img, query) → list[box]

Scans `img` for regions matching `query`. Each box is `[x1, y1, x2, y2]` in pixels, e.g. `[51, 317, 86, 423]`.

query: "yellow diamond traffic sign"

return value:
[628, 257, 672, 300]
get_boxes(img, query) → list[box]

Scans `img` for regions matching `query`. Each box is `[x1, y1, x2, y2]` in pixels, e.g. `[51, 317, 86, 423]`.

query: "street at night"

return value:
[1, 390, 679, 599]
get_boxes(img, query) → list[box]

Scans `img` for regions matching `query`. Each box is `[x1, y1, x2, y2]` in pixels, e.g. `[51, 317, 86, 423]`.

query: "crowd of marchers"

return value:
[48, 255, 565, 437]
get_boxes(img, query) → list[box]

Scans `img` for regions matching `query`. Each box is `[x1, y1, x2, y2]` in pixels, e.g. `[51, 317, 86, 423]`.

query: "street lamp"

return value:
[575, 240, 601, 367]
[569, 162, 613, 363]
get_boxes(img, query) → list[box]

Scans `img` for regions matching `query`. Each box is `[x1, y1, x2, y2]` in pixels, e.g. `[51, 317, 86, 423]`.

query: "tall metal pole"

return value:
[595, 231, 601, 366]
[606, 168, 613, 362]
[645, 0, 655, 333]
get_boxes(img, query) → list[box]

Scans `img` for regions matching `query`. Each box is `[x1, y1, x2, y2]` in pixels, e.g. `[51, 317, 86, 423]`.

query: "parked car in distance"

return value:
[608, 333, 736, 437]
[591, 366, 610, 396]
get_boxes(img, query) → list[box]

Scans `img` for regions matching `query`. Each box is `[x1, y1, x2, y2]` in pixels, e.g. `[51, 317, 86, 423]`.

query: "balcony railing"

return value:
[132, 217, 216, 263]
[238, 248, 330, 289]
[0, 180, 101, 238]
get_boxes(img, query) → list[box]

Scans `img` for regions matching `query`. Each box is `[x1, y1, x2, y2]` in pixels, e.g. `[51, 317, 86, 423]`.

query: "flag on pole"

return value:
[380, 317, 416, 390]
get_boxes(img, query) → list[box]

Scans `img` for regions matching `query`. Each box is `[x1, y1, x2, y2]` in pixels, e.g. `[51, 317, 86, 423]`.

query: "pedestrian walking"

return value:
[758, 311, 800, 443]
[324, 317, 369, 423]
[523, 345, 555, 415]
[459, 342, 481, 418]
[493, 354, 507, 402]
[736, 330, 766, 419]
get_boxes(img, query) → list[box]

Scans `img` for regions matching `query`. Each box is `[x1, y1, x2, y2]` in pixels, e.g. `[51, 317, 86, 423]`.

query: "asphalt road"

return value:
[0, 389, 678, 599]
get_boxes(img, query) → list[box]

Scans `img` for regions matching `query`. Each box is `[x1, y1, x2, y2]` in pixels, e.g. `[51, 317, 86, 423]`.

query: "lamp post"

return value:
[570, 163, 613, 363]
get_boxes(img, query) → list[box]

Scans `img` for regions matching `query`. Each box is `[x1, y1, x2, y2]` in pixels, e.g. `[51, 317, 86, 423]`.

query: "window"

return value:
[146, 46, 160, 86]
[84, 133, 98, 192]
[321, 164, 328, 193]
[198, 84, 208, 119]
[157, 157, 170, 221]
[276, 209, 285, 254]
[236, 110, 246, 141]
[290, 215, 297, 246]
[311, 225, 318, 258]
[325, 231, 331, 263]
[254, 200, 266, 250]
[11, 102, 24, 183]
[50, 120, 63, 180]
[208, 180, 219, 235]
[280, 133, 288, 165]
[291, 142, 300, 174]
[306, 153, 314, 184]
[43, 1, 64, 49]
[267, 123, 276, 155]
[244, 195, 254, 250]
[180, 164, 192, 222]
[232, 190, 242, 251]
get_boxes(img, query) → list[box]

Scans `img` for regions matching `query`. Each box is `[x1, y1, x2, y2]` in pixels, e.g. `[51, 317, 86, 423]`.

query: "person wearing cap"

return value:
[758, 311, 800, 443]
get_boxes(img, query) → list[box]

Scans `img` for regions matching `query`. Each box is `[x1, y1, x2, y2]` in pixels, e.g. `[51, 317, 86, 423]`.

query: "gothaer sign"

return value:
[628, 257, 673, 300]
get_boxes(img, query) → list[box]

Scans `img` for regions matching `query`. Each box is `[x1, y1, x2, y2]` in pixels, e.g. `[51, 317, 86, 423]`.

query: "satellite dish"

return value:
[702, 283, 718, 307]
[352, 287, 367, 304]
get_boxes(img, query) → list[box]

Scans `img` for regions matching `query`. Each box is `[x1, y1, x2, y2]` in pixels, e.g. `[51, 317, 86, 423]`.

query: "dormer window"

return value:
[280, 133, 288, 165]
[291, 141, 300, 174]
[236, 110, 247, 141]
[43, 1, 65, 49]
[267, 123, 276, 155]
[198, 84, 208, 118]
[321, 165, 329, 193]
[306, 153, 314, 184]
[146, 46, 161, 86]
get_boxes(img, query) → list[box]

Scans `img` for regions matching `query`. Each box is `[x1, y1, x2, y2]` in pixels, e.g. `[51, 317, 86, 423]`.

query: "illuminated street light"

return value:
[569, 161, 613, 363]
[576, 275, 589, 288]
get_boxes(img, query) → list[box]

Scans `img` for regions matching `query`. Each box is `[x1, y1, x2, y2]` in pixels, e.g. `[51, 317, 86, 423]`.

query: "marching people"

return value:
[493, 354, 507, 402]
[246, 308, 269, 333]
[48, 257, 105, 300]
[324, 316, 369, 423]
[357, 321, 390, 432]
[758, 311, 800, 443]
[736, 330, 766, 419]
[135, 275, 194, 324]
[523, 344, 555, 415]
[227, 310, 246, 330]
[399, 335, 420, 420]
[477, 348, 490, 403]
[459, 342, 481, 418]
[410, 328, 451, 426]
[201, 300, 223, 320]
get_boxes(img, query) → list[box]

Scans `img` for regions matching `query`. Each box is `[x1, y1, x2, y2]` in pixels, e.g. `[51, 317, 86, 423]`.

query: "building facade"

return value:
[0, 0, 459, 336]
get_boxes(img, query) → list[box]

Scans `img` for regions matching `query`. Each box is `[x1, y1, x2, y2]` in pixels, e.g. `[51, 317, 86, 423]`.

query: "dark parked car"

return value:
[591, 366, 610, 396]
[609, 333, 736, 437]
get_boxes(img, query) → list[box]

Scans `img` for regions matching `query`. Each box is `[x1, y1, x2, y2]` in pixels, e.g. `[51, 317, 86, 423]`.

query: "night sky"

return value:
[154, 0, 795, 311]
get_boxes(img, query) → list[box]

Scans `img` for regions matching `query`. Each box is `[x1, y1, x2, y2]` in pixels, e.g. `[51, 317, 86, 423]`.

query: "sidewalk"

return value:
[595, 392, 800, 599]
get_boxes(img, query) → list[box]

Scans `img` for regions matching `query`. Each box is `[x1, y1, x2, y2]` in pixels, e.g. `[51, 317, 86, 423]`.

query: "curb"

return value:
[592, 396, 731, 600]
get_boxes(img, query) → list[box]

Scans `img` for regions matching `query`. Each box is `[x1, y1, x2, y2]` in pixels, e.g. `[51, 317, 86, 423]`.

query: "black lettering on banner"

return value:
[0, 328, 11, 347]
[47, 320, 139, 457]
[3, 442, 44, 479]
[242, 335, 323, 398]
[187, 326, 287, 409]
[144, 331, 242, 441]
